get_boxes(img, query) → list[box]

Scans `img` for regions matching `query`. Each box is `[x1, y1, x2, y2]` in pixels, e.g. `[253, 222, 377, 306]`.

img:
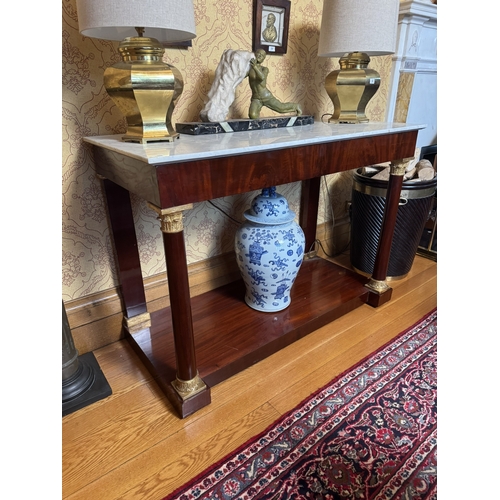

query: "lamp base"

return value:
[324, 52, 380, 124]
[104, 36, 184, 143]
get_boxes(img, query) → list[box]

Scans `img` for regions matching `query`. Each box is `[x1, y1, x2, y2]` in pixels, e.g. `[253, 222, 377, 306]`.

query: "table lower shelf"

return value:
[126, 257, 370, 415]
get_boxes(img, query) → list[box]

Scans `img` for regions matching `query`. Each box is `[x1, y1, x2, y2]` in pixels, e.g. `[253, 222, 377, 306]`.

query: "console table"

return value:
[84, 122, 423, 418]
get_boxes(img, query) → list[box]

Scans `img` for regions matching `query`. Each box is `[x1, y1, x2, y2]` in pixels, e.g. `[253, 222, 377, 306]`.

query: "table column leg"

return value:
[149, 203, 210, 418]
[100, 177, 151, 332]
[300, 178, 321, 255]
[365, 158, 413, 307]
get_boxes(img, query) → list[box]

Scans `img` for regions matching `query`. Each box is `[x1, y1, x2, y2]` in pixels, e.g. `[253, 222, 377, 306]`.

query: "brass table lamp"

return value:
[75, 0, 196, 143]
[318, 0, 399, 124]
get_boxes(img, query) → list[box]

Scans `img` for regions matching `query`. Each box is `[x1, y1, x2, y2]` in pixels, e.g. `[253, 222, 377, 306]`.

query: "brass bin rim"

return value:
[353, 167, 437, 201]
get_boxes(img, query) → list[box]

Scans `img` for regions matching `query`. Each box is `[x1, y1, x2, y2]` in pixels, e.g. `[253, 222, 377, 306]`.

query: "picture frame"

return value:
[253, 0, 291, 55]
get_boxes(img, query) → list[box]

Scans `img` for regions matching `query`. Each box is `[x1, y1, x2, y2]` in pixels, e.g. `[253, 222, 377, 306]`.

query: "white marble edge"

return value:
[83, 122, 426, 165]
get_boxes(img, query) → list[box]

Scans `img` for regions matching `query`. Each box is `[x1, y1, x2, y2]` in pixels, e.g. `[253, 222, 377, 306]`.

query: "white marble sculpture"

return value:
[200, 49, 255, 123]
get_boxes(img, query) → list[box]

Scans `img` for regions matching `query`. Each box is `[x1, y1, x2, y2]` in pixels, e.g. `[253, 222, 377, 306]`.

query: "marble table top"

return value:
[84, 122, 426, 166]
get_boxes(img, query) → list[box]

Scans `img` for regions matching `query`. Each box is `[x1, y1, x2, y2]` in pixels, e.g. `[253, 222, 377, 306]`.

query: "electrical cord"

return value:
[321, 174, 351, 257]
[309, 237, 350, 259]
[207, 200, 242, 225]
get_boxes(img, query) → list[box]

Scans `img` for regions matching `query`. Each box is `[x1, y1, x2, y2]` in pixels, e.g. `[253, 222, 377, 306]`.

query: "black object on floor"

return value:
[62, 351, 112, 417]
[62, 301, 112, 417]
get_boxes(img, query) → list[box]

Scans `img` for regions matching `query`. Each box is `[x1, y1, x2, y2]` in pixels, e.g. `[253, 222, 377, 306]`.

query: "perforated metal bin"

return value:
[349, 167, 437, 280]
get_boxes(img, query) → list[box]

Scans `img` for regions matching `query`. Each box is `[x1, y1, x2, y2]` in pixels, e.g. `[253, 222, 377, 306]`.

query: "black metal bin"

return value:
[350, 167, 437, 280]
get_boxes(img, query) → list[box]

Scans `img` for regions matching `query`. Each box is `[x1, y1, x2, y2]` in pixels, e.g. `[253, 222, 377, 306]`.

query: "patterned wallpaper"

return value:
[62, 0, 394, 302]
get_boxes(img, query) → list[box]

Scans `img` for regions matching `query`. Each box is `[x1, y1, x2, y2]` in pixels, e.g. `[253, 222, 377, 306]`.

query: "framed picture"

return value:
[253, 0, 291, 55]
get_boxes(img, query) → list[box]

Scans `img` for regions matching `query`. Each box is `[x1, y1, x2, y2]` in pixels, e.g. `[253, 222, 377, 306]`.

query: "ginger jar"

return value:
[234, 187, 305, 312]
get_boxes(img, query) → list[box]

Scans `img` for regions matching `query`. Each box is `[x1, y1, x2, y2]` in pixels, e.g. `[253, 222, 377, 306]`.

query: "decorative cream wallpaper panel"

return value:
[394, 72, 415, 123]
[62, 0, 393, 301]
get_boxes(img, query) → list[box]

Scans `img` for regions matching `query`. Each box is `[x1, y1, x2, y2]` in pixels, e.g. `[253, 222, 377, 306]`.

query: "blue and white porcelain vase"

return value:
[235, 187, 305, 312]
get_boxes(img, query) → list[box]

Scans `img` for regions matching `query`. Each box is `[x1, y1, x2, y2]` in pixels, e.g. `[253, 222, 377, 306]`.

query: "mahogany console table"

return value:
[84, 122, 423, 418]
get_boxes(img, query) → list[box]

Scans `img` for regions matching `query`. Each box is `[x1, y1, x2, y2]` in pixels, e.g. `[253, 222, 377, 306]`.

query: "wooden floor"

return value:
[62, 253, 437, 500]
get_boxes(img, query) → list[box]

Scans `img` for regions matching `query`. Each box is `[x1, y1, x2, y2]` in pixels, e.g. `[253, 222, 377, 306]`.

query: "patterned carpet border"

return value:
[164, 309, 437, 500]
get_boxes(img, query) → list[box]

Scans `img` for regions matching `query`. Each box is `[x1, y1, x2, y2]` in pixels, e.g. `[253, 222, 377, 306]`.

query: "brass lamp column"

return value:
[104, 31, 184, 143]
[324, 52, 381, 124]
[75, 0, 196, 143]
[318, 0, 399, 124]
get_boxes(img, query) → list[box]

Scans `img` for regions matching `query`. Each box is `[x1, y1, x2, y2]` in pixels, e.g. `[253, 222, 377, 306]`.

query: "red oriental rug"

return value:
[165, 309, 437, 500]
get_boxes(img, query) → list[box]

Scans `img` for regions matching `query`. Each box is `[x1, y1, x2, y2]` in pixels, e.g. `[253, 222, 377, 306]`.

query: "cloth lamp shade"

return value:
[317, 0, 399, 124]
[75, 0, 196, 43]
[318, 0, 399, 57]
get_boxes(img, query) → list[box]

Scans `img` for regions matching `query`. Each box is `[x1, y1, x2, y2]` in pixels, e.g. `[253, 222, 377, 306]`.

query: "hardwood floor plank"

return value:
[62, 342, 154, 433]
[66, 403, 281, 500]
[63, 381, 166, 445]
[63, 383, 171, 497]
[118, 403, 281, 500]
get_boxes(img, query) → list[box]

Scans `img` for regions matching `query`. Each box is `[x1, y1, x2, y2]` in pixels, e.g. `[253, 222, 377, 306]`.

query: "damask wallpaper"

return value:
[62, 0, 393, 302]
